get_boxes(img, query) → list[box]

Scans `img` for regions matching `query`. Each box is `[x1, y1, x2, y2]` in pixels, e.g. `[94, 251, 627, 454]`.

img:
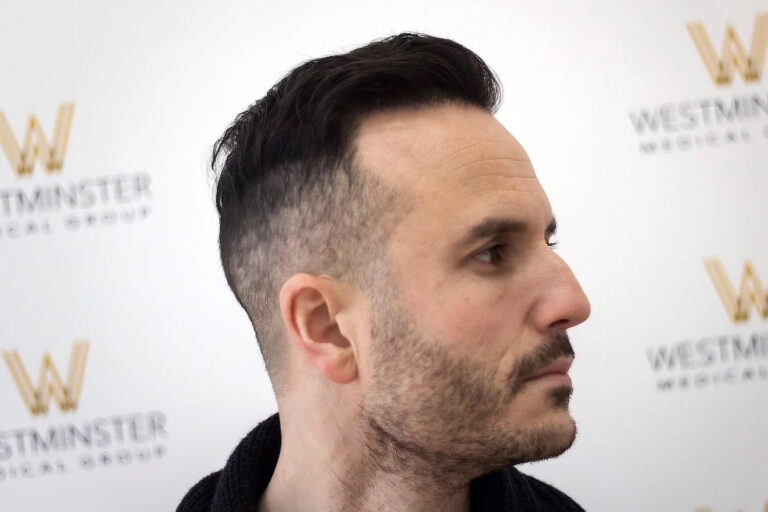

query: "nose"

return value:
[530, 251, 591, 332]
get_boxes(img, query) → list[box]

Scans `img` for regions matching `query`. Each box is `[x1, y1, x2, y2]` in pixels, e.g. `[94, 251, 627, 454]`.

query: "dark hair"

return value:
[213, 33, 500, 394]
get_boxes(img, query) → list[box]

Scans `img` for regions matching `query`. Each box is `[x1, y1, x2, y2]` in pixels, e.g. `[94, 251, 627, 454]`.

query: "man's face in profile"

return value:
[353, 103, 591, 475]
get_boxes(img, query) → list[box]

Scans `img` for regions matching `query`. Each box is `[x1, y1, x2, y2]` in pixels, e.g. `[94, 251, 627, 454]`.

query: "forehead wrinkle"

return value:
[439, 179, 538, 206]
[449, 170, 553, 223]
[432, 140, 535, 187]
[432, 138, 530, 169]
[421, 152, 538, 202]
[448, 158, 535, 177]
[433, 139, 485, 164]
[441, 165, 542, 202]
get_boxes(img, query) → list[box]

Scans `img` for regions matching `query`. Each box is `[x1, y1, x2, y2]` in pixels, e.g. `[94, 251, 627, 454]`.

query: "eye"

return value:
[474, 244, 507, 265]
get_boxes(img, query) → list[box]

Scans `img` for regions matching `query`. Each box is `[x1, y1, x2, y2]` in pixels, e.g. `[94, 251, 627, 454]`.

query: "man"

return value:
[178, 33, 591, 512]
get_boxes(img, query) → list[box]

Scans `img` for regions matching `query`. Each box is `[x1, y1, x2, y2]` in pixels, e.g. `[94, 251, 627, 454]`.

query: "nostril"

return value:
[549, 318, 571, 329]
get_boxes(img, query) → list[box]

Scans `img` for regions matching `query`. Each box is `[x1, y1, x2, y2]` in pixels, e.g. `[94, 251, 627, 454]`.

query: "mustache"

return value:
[508, 332, 574, 395]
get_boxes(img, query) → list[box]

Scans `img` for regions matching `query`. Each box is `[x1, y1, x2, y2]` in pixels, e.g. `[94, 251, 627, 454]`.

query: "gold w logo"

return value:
[2, 341, 89, 415]
[704, 259, 768, 323]
[687, 13, 768, 85]
[0, 103, 75, 177]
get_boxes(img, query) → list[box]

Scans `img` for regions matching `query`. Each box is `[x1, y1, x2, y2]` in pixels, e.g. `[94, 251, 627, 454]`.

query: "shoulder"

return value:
[516, 470, 586, 512]
[175, 470, 221, 512]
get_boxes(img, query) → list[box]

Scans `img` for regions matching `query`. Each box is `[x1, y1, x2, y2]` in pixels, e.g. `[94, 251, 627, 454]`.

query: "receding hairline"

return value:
[351, 101, 494, 187]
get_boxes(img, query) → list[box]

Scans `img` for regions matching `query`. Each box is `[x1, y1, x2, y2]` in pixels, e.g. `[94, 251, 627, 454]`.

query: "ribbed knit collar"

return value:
[177, 413, 583, 512]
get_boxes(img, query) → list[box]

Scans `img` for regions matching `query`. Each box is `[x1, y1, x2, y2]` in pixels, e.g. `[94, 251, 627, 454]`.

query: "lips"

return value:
[525, 356, 573, 381]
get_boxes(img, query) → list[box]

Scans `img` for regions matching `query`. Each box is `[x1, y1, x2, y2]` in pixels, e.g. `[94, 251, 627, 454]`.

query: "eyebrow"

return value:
[454, 216, 558, 248]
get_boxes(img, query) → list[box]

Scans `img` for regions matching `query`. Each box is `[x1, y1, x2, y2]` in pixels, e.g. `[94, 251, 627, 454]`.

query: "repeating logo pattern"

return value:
[2, 342, 89, 415]
[687, 14, 768, 86]
[628, 12, 768, 155]
[0, 104, 74, 176]
[705, 259, 768, 323]
[0, 102, 153, 239]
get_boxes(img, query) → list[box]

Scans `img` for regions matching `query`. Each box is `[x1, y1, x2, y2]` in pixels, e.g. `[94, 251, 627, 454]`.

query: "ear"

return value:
[278, 274, 358, 385]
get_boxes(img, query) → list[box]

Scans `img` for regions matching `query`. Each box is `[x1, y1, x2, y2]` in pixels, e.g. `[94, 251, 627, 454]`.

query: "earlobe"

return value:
[279, 274, 359, 385]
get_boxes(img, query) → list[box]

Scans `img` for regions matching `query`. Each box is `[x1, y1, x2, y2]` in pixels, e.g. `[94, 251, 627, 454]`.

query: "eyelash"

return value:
[475, 239, 559, 265]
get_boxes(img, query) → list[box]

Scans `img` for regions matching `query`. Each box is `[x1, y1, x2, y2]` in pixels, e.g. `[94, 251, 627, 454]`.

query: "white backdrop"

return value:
[1, 1, 766, 511]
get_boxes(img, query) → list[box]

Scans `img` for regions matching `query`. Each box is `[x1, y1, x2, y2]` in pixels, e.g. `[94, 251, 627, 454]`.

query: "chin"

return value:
[520, 414, 577, 464]
[541, 386, 578, 456]
[501, 388, 578, 464]
[549, 413, 578, 455]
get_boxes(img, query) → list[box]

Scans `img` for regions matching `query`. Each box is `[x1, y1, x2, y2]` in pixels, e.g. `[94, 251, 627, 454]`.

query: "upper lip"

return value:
[526, 357, 573, 380]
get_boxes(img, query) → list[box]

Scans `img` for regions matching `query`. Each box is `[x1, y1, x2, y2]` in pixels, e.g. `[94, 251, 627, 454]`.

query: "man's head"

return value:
[214, 33, 590, 475]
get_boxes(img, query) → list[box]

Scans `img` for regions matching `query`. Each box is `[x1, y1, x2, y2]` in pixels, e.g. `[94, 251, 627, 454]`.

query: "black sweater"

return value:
[176, 414, 585, 512]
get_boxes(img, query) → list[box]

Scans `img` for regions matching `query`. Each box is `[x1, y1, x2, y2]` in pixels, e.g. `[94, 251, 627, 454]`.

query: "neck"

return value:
[257, 399, 473, 512]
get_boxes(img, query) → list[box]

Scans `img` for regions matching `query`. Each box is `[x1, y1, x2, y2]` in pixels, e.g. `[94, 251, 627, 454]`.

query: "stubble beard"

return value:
[356, 279, 578, 488]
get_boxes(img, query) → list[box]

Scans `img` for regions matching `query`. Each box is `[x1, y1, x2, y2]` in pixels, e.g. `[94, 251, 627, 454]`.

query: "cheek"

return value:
[389, 241, 527, 352]
[422, 278, 523, 353]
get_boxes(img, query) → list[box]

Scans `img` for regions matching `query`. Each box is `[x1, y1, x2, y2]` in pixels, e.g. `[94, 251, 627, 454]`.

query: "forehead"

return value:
[354, 104, 551, 241]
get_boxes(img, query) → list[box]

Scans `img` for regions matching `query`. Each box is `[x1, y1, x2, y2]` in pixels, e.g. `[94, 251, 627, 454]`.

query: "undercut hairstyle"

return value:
[212, 33, 501, 395]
